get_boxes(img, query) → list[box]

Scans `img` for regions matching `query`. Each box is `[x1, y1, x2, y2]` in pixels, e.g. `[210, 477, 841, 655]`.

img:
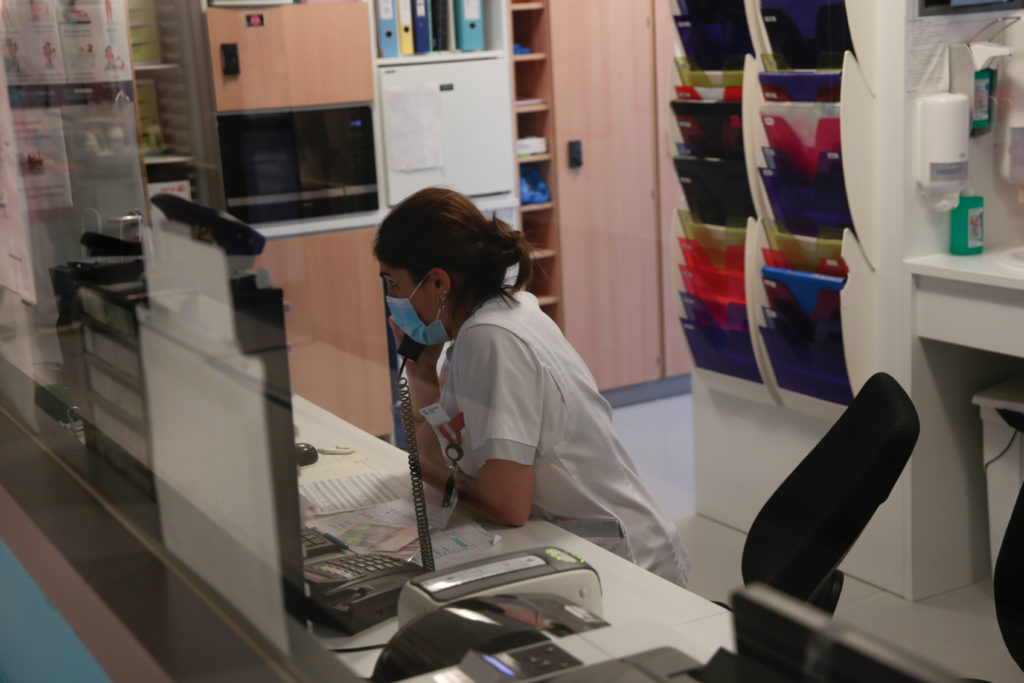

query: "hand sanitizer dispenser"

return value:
[916, 93, 970, 212]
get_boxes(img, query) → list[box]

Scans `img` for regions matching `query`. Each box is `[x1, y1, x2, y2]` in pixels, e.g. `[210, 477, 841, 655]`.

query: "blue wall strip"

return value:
[0, 539, 111, 683]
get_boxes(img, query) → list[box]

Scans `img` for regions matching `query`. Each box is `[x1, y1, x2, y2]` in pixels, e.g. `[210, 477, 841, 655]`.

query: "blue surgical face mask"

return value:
[386, 274, 450, 346]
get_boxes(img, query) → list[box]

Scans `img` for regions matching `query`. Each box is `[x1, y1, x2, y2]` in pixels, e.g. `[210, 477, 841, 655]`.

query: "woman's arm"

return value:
[457, 459, 534, 527]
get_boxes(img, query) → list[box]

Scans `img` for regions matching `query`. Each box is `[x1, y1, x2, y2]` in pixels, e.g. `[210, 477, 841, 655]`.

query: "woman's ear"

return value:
[426, 268, 452, 297]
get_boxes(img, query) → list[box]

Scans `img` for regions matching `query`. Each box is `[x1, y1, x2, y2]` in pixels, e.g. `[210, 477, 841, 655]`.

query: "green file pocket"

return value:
[762, 220, 846, 277]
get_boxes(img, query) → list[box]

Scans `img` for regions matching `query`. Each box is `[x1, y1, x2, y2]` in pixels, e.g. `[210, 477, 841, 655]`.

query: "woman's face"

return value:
[380, 265, 445, 325]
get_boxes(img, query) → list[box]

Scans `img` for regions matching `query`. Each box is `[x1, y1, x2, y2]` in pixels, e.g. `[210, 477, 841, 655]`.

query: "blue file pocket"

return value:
[759, 70, 842, 103]
[674, 157, 754, 227]
[674, 16, 753, 72]
[761, 265, 844, 314]
[760, 0, 853, 70]
[682, 318, 763, 384]
[671, 101, 744, 160]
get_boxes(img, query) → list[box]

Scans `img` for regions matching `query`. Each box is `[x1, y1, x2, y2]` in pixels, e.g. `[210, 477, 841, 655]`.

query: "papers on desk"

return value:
[300, 472, 408, 516]
[310, 499, 499, 567]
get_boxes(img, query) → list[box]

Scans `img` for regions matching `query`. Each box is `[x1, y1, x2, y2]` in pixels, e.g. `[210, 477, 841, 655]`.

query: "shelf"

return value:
[376, 50, 507, 67]
[521, 202, 554, 213]
[511, 2, 545, 11]
[535, 295, 558, 306]
[514, 53, 547, 63]
[518, 153, 552, 163]
[134, 62, 181, 73]
[529, 248, 556, 260]
[904, 246, 1024, 292]
[144, 155, 193, 166]
[516, 103, 550, 114]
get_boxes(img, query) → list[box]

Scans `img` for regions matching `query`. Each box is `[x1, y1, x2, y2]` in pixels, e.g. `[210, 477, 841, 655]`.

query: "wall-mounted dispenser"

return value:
[996, 17, 1024, 202]
[916, 93, 970, 212]
[949, 17, 1018, 134]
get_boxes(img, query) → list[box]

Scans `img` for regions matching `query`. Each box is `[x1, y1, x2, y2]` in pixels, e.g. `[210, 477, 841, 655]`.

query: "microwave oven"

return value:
[217, 105, 378, 224]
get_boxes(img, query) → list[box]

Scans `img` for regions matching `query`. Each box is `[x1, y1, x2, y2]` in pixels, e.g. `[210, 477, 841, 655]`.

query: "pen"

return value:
[321, 532, 350, 551]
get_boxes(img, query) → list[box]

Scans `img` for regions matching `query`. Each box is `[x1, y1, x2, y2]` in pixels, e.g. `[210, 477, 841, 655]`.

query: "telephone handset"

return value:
[397, 335, 425, 362]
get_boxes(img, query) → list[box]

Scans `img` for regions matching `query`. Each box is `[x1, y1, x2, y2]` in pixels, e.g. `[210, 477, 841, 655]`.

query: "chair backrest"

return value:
[994, 476, 1024, 672]
[741, 372, 920, 606]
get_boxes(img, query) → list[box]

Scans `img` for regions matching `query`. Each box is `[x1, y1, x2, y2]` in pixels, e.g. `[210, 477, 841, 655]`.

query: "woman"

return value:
[375, 187, 691, 587]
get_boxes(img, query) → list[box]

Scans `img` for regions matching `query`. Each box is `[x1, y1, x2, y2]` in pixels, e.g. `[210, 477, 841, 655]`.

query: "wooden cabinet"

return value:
[509, 1, 562, 326]
[255, 229, 393, 437]
[549, 0, 662, 390]
[206, 3, 373, 112]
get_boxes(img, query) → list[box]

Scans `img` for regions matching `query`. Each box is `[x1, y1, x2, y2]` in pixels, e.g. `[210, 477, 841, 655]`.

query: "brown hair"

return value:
[374, 187, 533, 311]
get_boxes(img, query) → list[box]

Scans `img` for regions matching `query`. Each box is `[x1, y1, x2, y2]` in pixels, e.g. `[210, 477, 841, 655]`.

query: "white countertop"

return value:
[290, 395, 733, 678]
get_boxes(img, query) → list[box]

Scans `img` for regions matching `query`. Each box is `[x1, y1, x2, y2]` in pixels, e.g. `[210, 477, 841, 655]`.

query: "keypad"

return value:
[312, 553, 409, 582]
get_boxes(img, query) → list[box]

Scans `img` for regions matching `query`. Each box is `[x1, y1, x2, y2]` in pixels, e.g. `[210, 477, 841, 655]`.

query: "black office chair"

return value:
[740, 372, 920, 615]
[994, 479, 1024, 671]
[961, 476, 1024, 682]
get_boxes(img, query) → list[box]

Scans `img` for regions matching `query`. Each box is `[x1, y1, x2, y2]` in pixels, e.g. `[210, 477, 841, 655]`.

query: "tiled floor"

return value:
[613, 393, 1024, 682]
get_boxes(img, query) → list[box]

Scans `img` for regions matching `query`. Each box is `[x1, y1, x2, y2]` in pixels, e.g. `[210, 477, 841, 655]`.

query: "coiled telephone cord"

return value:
[398, 361, 435, 572]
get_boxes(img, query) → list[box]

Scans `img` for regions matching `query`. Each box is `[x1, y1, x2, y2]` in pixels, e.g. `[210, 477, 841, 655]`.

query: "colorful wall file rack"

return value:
[759, 0, 853, 70]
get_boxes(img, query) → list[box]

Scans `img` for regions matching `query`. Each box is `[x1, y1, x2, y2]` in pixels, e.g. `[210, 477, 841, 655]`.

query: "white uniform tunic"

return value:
[433, 292, 691, 586]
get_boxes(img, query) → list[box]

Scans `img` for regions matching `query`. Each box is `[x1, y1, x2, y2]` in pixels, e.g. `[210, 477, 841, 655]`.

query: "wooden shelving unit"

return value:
[509, 0, 562, 325]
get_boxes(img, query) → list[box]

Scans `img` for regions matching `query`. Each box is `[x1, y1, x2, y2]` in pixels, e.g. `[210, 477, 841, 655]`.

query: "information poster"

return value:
[0, 67, 35, 303]
[13, 108, 72, 210]
[58, 0, 131, 83]
[2, 0, 66, 87]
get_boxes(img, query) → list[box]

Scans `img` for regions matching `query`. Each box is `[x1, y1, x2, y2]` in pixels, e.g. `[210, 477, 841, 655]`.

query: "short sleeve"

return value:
[447, 324, 547, 459]
[475, 438, 536, 468]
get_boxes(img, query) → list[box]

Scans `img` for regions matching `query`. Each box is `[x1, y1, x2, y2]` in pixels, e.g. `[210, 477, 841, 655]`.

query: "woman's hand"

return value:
[389, 317, 444, 383]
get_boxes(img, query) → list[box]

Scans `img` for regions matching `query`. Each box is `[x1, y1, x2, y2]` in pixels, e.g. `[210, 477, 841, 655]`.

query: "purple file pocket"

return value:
[677, 0, 747, 23]
[760, 0, 853, 70]
[760, 323, 853, 405]
[762, 302, 842, 347]
[762, 146, 844, 184]
[674, 16, 753, 72]
[759, 70, 842, 103]
[760, 168, 852, 236]
[682, 318, 763, 383]
[761, 105, 840, 180]
[672, 101, 744, 160]
[680, 291, 749, 332]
